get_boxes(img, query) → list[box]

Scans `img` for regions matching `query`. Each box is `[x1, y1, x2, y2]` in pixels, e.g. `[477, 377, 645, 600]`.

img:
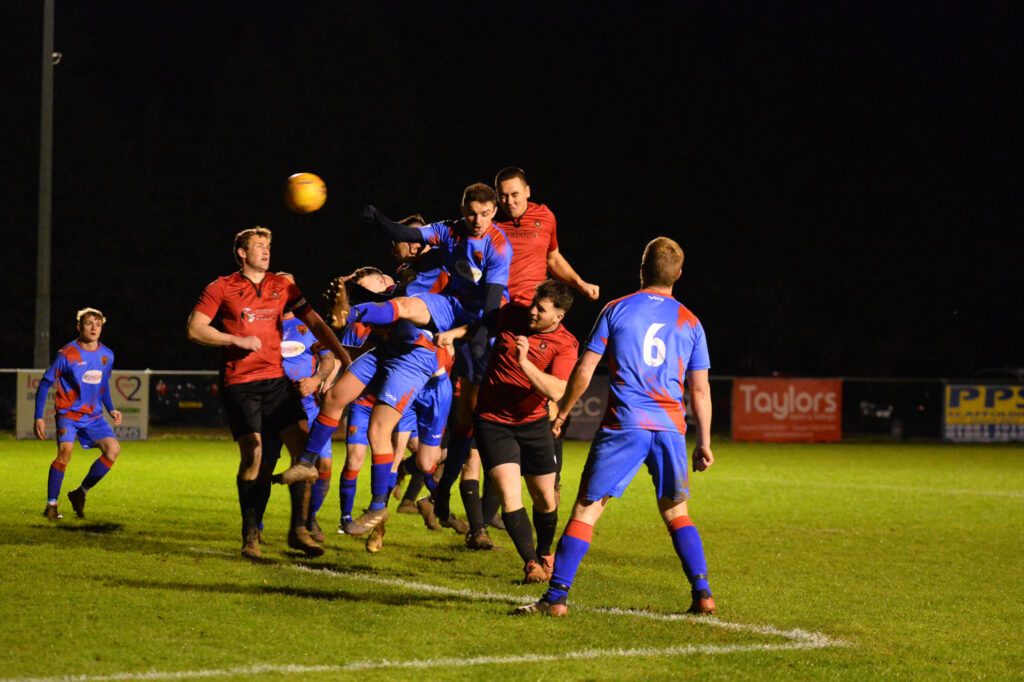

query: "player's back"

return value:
[590, 290, 710, 433]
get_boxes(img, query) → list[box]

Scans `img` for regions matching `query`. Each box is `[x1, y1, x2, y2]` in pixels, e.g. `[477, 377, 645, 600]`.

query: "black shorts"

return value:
[221, 376, 307, 441]
[474, 415, 558, 476]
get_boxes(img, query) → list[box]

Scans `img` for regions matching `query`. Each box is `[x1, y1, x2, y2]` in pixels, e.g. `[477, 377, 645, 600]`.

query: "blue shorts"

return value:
[578, 428, 690, 503]
[345, 393, 418, 446]
[416, 293, 475, 333]
[411, 373, 453, 446]
[376, 346, 438, 413]
[56, 415, 116, 449]
[347, 351, 379, 385]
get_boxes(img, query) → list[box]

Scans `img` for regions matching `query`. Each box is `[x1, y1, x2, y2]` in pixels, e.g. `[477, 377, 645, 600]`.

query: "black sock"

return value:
[252, 480, 272, 528]
[533, 509, 559, 557]
[481, 478, 501, 525]
[459, 479, 484, 532]
[288, 481, 310, 528]
[501, 507, 538, 563]
[237, 477, 258, 532]
[402, 470, 425, 502]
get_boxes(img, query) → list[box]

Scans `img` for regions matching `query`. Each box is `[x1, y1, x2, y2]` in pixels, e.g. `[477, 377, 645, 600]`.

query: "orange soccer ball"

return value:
[284, 172, 326, 213]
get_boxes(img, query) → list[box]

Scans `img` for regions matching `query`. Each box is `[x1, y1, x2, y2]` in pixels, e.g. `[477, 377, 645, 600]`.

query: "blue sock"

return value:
[544, 519, 593, 603]
[339, 468, 359, 518]
[310, 467, 331, 518]
[418, 464, 437, 492]
[81, 455, 114, 491]
[304, 415, 339, 464]
[351, 301, 399, 326]
[47, 462, 66, 504]
[369, 453, 393, 510]
[669, 516, 711, 594]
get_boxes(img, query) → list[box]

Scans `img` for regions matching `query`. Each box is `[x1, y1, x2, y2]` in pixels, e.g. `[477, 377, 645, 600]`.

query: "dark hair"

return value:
[462, 182, 497, 207]
[640, 237, 684, 288]
[494, 166, 528, 187]
[534, 279, 575, 313]
[399, 214, 426, 227]
[233, 226, 272, 266]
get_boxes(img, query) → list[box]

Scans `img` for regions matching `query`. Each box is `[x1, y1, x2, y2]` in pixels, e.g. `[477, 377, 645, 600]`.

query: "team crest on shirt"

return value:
[272, 290, 280, 298]
[540, 342, 548, 349]
[101, 356, 109, 366]
[473, 250, 483, 263]
[534, 220, 542, 228]
[297, 324, 308, 335]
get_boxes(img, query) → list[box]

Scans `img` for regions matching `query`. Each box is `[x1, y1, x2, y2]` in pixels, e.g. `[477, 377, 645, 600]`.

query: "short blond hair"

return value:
[640, 237, 684, 288]
[76, 307, 106, 325]
[233, 226, 272, 265]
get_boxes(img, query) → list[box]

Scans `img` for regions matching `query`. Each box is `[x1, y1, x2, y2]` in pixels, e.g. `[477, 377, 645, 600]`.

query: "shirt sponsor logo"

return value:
[82, 370, 103, 384]
[281, 341, 306, 358]
[454, 260, 483, 283]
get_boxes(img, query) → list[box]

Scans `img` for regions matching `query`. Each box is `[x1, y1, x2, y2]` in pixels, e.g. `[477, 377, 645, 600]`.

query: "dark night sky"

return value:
[2, 1, 1021, 378]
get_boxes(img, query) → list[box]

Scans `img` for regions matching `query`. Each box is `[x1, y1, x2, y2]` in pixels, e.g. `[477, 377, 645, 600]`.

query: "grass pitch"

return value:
[1, 436, 1021, 680]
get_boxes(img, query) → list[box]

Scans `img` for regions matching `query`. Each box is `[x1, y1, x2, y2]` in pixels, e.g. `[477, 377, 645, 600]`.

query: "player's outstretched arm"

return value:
[186, 311, 261, 351]
[552, 350, 602, 436]
[361, 205, 428, 244]
[547, 249, 600, 301]
[686, 368, 714, 472]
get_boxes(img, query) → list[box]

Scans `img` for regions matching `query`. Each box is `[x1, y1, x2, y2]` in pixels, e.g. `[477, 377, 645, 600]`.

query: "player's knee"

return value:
[103, 441, 121, 462]
[54, 445, 73, 465]
[317, 458, 332, 475]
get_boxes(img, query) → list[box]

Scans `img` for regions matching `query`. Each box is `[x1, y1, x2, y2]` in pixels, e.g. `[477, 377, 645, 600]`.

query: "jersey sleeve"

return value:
[547, 335, 579, 380]
[421, 221, 451, 249]
[687, 322, 711, 371]
[584, 302, 614, 356]
[193, 279, 224, 319]
[101, 350, 116, 412]
[284, 280, 311, 316]
[548, 213, 559, 252]
[483, 238, 511, 287]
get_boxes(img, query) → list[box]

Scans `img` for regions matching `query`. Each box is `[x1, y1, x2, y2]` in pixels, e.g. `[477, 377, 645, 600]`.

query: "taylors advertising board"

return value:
[16, 369, 149, 441]
[732, 378, 842, 442]
[943, 384, 1024, 442]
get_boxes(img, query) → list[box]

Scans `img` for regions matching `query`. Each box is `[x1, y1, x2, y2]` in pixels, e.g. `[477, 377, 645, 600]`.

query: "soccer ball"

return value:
[284, 172, 326, 213]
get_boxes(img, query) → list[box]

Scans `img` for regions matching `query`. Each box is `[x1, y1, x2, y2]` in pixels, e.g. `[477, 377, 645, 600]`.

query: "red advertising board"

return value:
[732, 378, 842, 442]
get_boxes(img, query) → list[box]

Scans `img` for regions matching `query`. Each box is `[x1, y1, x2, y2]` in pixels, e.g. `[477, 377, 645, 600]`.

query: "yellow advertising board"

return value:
[943, 384, 1024, 442]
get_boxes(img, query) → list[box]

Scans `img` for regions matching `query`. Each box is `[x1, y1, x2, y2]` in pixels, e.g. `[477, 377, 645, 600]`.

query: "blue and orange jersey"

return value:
[419, 220, 512, 316]
[35, 340, 115, 421]
[397, 249, 449, 296]
[280, 316, 330, 381]
[585, 289, 710, 433]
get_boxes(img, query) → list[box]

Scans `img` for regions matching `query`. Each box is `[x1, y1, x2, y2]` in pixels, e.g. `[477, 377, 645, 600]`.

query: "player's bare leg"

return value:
[489, 463, 544, 580]
[67, 436, 121, 519]
[347, 404, 401, 537]
[338, 441, 367, 534]
[275, 370, 365, 484]
[236, 433, 264, 558]
[514, 496, 609, 616]
[659, 497, 715, 615]
[44, 441, 75, 520]
[279, 421, 324, 557]
[524, 472, 558, 578]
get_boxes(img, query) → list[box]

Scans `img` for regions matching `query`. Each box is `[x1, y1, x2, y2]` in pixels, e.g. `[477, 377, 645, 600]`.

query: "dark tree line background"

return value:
[2, 1, 1021, 377]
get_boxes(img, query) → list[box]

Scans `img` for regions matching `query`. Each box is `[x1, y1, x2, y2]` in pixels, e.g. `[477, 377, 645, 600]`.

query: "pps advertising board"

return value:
[732, 378, 842, 442]
[943, 384, 1024, 442]
[16, 369, 150, 441]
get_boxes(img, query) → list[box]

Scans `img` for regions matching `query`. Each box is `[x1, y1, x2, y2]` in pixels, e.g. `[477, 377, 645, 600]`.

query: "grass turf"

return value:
[0, 436, 1021, 680]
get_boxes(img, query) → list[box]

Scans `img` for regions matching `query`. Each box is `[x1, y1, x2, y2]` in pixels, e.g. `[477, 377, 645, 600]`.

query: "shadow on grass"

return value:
[55, 522, 123, 534]
[102, 573, 459, 607]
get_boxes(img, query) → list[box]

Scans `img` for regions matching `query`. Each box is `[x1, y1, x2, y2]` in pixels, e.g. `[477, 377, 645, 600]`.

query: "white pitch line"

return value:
[0, 550, 847, 682]
[287, 563, 849, 647]
[2, 641, 840, 682]
[716, 476, 1024, 498]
